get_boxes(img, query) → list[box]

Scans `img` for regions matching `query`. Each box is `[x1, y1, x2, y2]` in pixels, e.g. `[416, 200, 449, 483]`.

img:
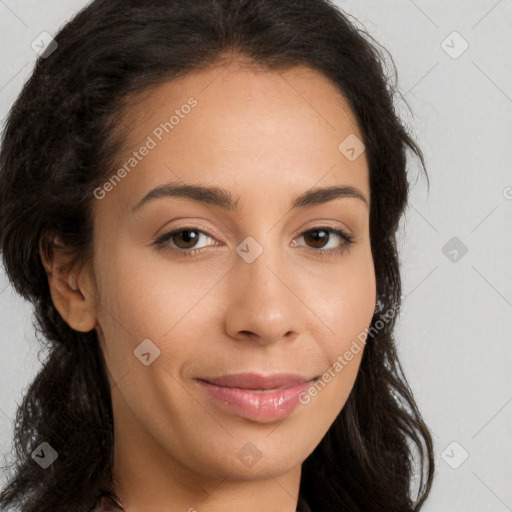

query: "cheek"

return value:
[95, 242, 188, 333]
[93, 246, 221, 385]
[292, 269, 375, 455]
[307, 255, 376, 349]
[296, 266, 375, 431]
[303, 254, 375, 389]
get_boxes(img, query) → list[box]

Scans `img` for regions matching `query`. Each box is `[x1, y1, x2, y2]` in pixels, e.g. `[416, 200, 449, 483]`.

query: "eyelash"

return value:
[154, 225, 354, 258]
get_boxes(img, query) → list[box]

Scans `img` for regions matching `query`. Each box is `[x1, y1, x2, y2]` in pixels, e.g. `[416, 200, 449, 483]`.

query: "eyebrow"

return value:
[130, 182, 369, 213]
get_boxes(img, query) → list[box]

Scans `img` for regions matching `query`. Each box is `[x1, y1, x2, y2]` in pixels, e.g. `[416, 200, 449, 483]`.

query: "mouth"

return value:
[195, 372, 318, 423]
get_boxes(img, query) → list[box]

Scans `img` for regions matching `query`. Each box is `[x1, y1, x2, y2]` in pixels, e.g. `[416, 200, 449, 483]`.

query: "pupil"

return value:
[307, 230, 327, 248]
[177, 229, 198, 248]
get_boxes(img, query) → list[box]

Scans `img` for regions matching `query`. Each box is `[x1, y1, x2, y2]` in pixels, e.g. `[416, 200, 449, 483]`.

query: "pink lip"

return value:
[195, 372, 315, 422]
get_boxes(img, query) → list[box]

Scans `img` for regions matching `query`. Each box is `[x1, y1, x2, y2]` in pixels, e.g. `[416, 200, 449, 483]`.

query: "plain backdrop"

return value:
[1, 1, 511, 510]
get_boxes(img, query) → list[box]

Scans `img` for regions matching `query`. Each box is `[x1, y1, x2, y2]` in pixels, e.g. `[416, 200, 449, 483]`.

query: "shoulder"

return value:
[296, 493, 312, 512]
[89, 492, 125, 512]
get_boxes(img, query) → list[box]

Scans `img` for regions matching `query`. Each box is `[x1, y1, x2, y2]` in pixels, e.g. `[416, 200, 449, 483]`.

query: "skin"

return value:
[42, 59, 376, 512]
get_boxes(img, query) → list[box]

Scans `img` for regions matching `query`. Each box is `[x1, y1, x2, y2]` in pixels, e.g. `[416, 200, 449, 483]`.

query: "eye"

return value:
[154, 227, 216, 254]
[154, 225, 354, 257]
[292, 227, 354, 256]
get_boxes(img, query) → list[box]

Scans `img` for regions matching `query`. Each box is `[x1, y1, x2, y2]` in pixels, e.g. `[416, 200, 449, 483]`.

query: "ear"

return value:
[39, 233, 97, 333]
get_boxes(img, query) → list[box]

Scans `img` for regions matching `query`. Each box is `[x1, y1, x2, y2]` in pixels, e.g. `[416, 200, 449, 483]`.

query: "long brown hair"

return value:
[0, 1, 434, 510]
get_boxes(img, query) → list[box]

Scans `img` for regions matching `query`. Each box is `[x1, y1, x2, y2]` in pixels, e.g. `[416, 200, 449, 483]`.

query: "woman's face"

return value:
[88, 60, 376, 490]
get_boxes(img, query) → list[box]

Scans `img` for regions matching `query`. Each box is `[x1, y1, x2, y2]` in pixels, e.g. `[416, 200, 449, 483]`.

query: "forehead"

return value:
[98, 60, 369, 214]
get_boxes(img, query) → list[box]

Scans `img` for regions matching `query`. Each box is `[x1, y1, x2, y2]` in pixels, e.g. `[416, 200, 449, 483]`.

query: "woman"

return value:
[0, 0, 434, 511]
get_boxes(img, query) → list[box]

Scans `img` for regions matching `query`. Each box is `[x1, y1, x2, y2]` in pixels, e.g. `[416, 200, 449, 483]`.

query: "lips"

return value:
[195, 372, 317, 422]
[199, 372, 312, 390]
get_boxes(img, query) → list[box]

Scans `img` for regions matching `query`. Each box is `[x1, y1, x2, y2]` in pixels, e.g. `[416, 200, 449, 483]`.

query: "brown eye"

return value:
[170, 229, 201, 249]
[303, 229, 331, 249]
[155, 227, 216, 253]
[293, 227, 354, 255]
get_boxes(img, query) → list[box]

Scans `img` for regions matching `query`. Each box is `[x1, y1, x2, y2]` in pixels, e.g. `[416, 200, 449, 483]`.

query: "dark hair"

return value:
[0, 0, 434, 510]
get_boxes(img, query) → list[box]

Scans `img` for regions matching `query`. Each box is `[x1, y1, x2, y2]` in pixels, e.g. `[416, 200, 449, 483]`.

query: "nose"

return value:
[224, 237, 306, 347]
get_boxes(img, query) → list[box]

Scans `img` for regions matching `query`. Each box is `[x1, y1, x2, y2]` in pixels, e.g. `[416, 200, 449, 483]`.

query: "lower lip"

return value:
[196, 380, 311, 422]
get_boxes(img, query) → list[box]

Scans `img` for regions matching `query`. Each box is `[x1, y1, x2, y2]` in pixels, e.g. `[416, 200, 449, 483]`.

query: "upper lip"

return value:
[198, 372, 315, 390]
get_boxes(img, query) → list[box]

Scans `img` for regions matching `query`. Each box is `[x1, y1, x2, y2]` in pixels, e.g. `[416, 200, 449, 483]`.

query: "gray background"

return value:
[1, 1, 511, 510]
